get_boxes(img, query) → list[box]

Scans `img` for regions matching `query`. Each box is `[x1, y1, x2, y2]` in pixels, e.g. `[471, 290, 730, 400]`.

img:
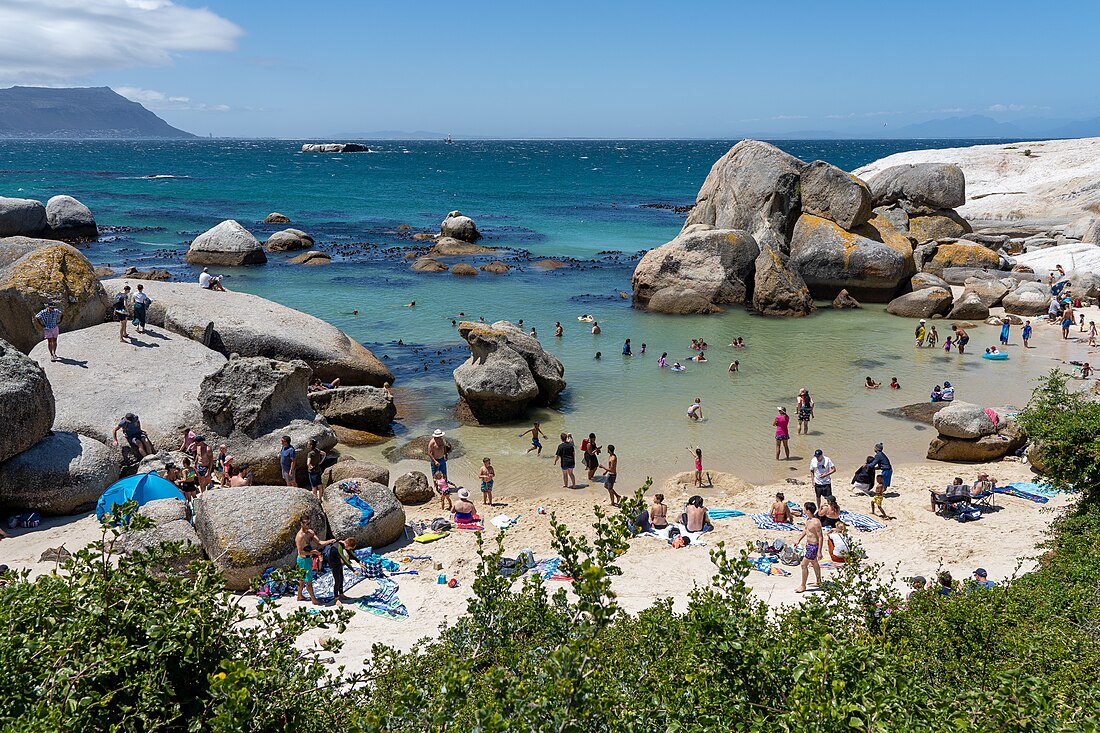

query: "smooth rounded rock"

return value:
[632, 225, 758, 310]
[451, 263, 479, 276]
[799, 160, 872, 230]
[867, 163, 966, 212]
[932, 401, 996, 439]
[0, 338, 54, 463]
[925, 242, 1002, 276]
[0, 197, 47, 237]
[886, 287, 953, 318]
[264, 212, 291, 224]
[480, 261, 510, 273]
[440, 212, 481, 242]
[322, 479, 405, 550]
[185, 220, 267, 267]
[265, 228, 314, 252]
[411, 257, 448, 272]
[429, 237, 494, 256]
[323, 459, 389, 488]
[45, 195, 97, 239]
[393, 471, 433, 504]
[946, 292, 990, 320]
[308, 386, 396, 433]
[0, 432, 119, 515]
[909, 210, 972, 243]
[646, 286, 723, 314]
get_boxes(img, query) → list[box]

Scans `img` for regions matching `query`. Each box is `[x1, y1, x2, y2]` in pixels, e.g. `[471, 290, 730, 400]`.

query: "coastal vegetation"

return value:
[0, 372, 1097, 731]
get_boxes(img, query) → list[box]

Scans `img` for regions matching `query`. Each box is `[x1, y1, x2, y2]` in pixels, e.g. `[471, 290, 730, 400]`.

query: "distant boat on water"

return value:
[445, 134, 453, 144]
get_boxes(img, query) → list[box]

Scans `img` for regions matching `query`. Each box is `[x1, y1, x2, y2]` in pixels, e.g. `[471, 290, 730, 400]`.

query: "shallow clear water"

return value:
[1, 137, 1067, 491]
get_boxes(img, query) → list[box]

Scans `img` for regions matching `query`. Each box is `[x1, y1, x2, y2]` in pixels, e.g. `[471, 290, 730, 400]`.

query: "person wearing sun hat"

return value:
[915, 319, 927, 347]
[452, 487, 477, 523]
[427, 429, 449, 479]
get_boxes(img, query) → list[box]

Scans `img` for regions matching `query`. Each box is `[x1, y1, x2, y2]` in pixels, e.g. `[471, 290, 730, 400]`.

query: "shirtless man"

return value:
[591, 321, 601, 335]
[554, 321, 563, 337]
[952, 324, 970, 354]
[427, 429, 449, 479]
[684, 495, 710, 533]
[193, 436, 213, 493]
[295, 515, 335, 605]
[794, 502, 823, 593]
[599, 444, 621, 506]
[521, 422, 546, 455]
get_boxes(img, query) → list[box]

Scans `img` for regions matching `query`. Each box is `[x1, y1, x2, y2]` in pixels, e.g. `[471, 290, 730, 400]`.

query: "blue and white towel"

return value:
[749, 513, 799, 532]
[839, 511, 886, 532]
[708, 509, 745, 520]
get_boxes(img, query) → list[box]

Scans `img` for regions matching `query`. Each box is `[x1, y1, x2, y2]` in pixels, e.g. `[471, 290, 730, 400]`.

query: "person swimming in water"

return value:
[865, 376, 881, 389]
[687, 398, 703, 421]
[658, 352, 668, 367]
[691, 352, 707, 363]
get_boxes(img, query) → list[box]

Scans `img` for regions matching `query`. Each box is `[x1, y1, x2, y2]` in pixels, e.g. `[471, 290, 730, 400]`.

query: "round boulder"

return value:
[185, 220, 267, 267]
[287, 250, 331, 265]
[0, 237, 111, 352]
[193, 485, 328, 591]
[631, 225, 759, 310]
[925, 242, 1001, 276]
[451, 263, 479, 277]
[321, 479, 406, 550]
[867, 163, 966, 212]
[799, 160, 872, 230]
[264, 212, 291, 224]
[0, 197, 47, 237]
[265, 228, 314, 252]
[411, 257, 448, 273]
[961, 277, 1009, 308]
[647, 286, 723, 314]
[45, 195, 97, 239]
[886, 287, 953, 318]
[308, 386, 396, 433]
[0, 338, 54, 463]
[323, 459, 390, 488]
[1002, 285, 1052, 316]
[908, 210, 971, 243]
[927, 431, 1025, 462]
[440, 211, 481, 242]
[947, 292, 990, 320]
[393, 471, 433, 505]
[910, 272, 951, 292]
[480, 261, 510, 273]
[932, 401, 997, 439]
[0, 432, 120, 515]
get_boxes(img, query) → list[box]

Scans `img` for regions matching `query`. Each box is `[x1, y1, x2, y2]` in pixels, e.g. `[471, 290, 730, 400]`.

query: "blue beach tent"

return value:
[95, 472, 185, 521]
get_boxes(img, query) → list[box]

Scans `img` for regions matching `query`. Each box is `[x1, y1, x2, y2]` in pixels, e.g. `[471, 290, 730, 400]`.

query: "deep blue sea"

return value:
[1, 138, 1061, 487]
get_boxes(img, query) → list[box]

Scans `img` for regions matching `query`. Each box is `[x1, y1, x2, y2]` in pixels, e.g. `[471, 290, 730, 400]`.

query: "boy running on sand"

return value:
[479, 457, 495, 505]
[521, 422, 546, 455]
[794, 502, 823, 593]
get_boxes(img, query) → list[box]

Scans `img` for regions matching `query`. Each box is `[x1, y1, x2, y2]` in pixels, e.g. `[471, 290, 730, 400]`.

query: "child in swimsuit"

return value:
[434, 471, 453, 511]
[479, 457, 495, 506]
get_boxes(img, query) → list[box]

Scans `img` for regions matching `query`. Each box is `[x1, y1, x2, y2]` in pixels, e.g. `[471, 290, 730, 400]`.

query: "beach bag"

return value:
[780, 546, 800, 566]
[580, 438, 589, 452]
[957, 507, 982, 522]
[8, 512, 40, 529]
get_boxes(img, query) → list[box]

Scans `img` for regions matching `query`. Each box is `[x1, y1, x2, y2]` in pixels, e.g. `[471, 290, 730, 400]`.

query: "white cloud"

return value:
[0, 0, 242, 83]
[987, 103, 1026, 113]
[115, 85, 229, 112]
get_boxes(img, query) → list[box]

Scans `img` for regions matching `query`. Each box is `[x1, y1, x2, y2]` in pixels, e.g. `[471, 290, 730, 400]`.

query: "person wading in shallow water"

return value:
[554, 433, 576, 488]
[796, 388, 814, 435]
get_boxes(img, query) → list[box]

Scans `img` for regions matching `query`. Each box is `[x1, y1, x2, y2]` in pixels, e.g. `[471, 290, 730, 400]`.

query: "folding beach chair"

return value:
[970, 482, 997, 509]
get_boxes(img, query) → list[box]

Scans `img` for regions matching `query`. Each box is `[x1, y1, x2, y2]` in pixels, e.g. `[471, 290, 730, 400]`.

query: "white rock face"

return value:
[853, 138, 1100, 229]
[1013, 243, 1100, 276]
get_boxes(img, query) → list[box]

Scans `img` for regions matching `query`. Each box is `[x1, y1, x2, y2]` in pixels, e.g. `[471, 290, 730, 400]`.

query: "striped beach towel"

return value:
[839, 511, 886, 532]
[750, 513, 799, 532]
[357, 578, 408, 619]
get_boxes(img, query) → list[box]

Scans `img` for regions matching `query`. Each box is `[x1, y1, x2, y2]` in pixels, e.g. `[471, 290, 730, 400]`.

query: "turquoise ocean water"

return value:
[0, 138, 1068, 491]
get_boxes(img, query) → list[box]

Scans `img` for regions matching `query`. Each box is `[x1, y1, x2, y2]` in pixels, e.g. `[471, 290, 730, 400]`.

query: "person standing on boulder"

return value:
[113, 286, 131, 343]
[279, 435, 298, 487]
[306, 438, 327, 500]
[427, 429, 449, 480]
[132, 284, 151, 335]
[193, 435, 213, 493]
[33, 301, 62, 362]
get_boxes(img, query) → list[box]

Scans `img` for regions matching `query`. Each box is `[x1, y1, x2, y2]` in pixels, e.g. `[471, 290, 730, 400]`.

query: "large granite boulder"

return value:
[184, 220, 267, 267]
[0, 432, 119, 515]
[287, 250, 330, 266]
[323, 459, 390, 488]
[308, 386, 396, 433]
[1002, 283, 1052, 316]
[866, 163, 966, 212]
[1067, 272, 1100, 299]
[908, 210, 971, 243]
[684, 140, 805, 252]
[0, 338, 54, 463]
[454, 330, 540, 423]
[101, 280, 392, 386]
[886, 287, 953, 318]
[411, 257, 448, 273]
[752, 246, 815, 317]
[393, 470, 433, 504]
[321, 479, 406, 550]
[198, 356, 336, 485]
[0, 197, 47, 236]
[31, 324, 226, 449]
[645, 286, 722, 314]
[429, 237, 494, 256]
[193, 486, 328, 591]
[925, 242, 1002, 276]
[0, 237, 110, 352]
[115, 518, 203, 569]
[440, 211, 481, 242]
[44, 195, 97, 239]
[932, 401, 996, 439]
[451, 263, 478, 277]
[264, 212, 291, 224]
[264, 228, 314, 252]
[799, 160, 872, 230]
[961, 277, 1009, 308]
[946, 292, 990, 321]
[927, 431, 1026, 462]
[910, 272, 951, 291]
[788, 213, 916, 302]
[631, 225, 758, 311]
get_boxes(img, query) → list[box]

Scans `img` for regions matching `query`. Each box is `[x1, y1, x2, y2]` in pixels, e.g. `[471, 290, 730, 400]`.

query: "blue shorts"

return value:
[532, 438, 541, 448]
[880, 468, 893, 488]
[481, 480, 494, 493]
[432, 456, 447, 477]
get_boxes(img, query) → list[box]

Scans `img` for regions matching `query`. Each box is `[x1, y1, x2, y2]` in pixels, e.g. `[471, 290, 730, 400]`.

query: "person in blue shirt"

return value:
[622, 338, 632, 356]
[869, 442, 892, 489]
[279, 434, 297, 487]
[1022, 320, 1033, 349]
[971, 568, 996, 590]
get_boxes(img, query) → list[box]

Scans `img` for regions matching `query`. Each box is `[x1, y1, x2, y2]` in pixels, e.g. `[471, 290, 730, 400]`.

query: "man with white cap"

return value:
[427, 429, 449, 479]
[915, 319, 927, 347]
[198, 267, 227, 292]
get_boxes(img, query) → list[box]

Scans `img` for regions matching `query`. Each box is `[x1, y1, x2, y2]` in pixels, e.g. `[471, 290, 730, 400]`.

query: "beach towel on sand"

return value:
[750, 513, 799, 532]
[357, 578, 408, 620]
[996, 485, 1049, 504]
[839, 511, 886, 532]
[707, 509, 745, 520]
[643, 523, 709, 546]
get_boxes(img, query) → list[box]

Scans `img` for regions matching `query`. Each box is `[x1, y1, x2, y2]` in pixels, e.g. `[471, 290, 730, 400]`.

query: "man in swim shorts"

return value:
[295, 515, 335, 605]
[521, 422, 545, 455]
[794, 502, 823, 593]
[427, 429, 449, 479]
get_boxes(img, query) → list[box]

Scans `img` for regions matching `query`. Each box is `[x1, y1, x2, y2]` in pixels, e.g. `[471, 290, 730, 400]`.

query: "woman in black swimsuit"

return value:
[817, 496, 841, 529]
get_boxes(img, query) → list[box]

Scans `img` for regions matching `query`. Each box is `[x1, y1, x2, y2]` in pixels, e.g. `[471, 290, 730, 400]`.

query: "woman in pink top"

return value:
[774, 406, 791, 461]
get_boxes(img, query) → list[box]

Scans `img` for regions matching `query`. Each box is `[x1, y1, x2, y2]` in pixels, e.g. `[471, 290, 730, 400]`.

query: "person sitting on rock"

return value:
[112, 413, 153, 459]
[198, 267, 227, 292]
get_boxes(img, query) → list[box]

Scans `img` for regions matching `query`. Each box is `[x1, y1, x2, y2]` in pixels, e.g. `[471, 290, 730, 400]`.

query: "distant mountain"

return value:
[0, 86, 194, 139]
[887, 115, 1025, 139]
[1044, 117, 1100, 139]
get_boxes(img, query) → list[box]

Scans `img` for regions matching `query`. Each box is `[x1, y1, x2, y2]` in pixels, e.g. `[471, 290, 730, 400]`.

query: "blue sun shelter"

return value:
[96, 472, 185, 521]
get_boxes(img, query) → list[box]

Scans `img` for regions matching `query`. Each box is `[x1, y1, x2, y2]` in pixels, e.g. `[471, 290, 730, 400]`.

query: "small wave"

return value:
[115, 174, 192, 180]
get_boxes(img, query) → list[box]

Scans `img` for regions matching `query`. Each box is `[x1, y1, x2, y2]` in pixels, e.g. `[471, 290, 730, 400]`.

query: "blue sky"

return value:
[2, 0, 1098, 137]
